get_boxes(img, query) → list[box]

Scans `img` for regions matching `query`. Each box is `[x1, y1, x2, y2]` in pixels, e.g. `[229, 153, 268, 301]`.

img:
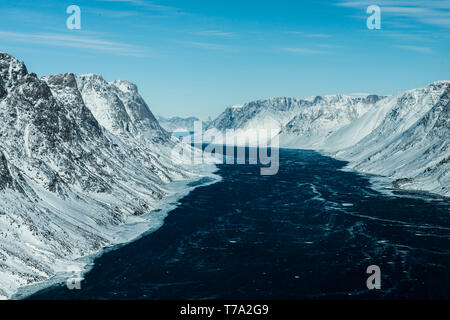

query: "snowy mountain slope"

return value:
[156, 115, 203, 133]
[206, 81, 449, 196]
[207, 97, 311, 132]
[204, 97, 314, 145]
[330, 82, 447, 154]
[319, 96, 399, 151]
[75, 73, 193, 181]
[205, 95, 383, 147]
[76, 74, 168, 142]
[0, 53, 212, 299]
[278, 94, 384, 149]
[335, 81, 450, 196]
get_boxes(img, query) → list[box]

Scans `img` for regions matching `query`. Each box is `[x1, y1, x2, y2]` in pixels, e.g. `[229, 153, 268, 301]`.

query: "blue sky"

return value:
[1, 0, 449, 118]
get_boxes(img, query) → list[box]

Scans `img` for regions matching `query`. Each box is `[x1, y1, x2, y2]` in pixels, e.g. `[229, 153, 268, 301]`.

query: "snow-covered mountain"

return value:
[77, 75, 168, 142]
[156, 115, 203, 133]
[0, 53, 213, 299]
[333, 81, 449, 196]
[204, 98, 313, 145]
[207, 98, 310, 132]
[278, 94, 384, 149]
[204, 95, 383, 146]
[206, 82, 449, 196]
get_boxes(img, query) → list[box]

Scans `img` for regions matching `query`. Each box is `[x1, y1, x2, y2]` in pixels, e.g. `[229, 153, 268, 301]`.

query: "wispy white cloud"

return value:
[337, 0, 450, 9]
[0, 31, 147, 57]
[317, 44, 343, 48]
[1, 7, 56, 25]
[190, 30, 236, 38]
[87, 7, 141, 18]
[394, 44, 434, 53]
[96, 0, 190, 16]
[381, 30, 438, 42]
[282, 47, 327, 54]
[175, 40, 234, 51]
[288, 31, 332, 38]
[336, 0, 450, 28]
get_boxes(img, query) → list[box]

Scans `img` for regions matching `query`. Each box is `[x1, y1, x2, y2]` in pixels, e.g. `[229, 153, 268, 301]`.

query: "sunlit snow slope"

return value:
[333, 81, 449, 196]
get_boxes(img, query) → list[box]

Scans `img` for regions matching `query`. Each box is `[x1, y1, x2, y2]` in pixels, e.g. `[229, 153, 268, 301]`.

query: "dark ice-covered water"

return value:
[29, 149, 450, 299]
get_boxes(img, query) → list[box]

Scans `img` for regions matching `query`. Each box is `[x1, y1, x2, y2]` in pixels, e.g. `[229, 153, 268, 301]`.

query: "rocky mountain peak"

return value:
[19, 73, 54, 102]
[76, 73, 167, 141]
[44, 73, 78, 89]
[0, 53, 28, 97]
[77, 73, 106, 86]
[430, 80, 450, 89]
[313, 96, 324, 104]
[365, 94, 383, 104]
[111, 79, 138, 93]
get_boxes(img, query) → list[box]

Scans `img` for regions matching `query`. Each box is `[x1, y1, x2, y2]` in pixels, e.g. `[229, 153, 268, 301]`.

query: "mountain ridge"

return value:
[0, 53, 214, 299]
[206, 81, 449, 196]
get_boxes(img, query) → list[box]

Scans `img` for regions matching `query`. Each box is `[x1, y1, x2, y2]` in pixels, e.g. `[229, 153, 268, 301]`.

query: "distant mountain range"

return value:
[0, 53, 210, 299]
[205, 82, 449, 196]
[157, 115, 210, 133]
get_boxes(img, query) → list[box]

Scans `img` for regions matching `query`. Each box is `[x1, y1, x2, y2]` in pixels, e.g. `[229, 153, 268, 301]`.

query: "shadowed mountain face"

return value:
[0, 53, 198, 299]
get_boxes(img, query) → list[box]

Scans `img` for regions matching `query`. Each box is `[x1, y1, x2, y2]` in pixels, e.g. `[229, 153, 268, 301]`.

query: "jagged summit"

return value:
[430, 80, 450, 87]
[44, 73, 78, 88]
[0, 53, 28, 97]
[111, 79, 138, 93]
[77, 73, 167, 141]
